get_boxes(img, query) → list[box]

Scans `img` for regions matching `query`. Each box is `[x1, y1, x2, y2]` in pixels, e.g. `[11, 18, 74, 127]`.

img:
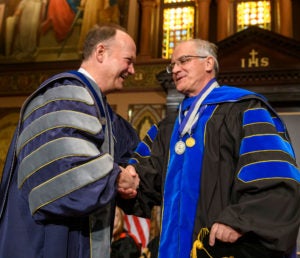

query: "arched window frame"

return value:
[159, 0, 196, 59]
[233, 0, 275, 32]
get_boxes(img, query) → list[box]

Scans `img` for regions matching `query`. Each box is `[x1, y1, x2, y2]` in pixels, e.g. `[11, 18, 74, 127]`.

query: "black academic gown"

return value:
[119, 86, 300, 258]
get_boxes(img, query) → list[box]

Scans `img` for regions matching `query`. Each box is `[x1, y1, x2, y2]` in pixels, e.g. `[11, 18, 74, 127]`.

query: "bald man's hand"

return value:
[117, 165, 139, 199]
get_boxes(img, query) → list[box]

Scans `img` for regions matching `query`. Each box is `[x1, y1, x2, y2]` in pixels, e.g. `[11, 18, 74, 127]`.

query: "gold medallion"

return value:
[186, 137, 196, 147]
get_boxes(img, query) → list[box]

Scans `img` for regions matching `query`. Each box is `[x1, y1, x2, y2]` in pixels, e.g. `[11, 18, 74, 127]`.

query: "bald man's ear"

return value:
[95, 43, 105, 62]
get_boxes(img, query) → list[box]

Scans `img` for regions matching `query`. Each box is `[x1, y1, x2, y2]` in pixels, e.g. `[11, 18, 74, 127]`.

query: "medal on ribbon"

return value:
[175, 140, 186, 155]
[177, 80, 219, 150]
[186, 137, 196, 147]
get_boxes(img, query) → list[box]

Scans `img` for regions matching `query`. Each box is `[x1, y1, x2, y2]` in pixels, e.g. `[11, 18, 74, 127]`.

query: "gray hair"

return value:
[180, 39, 219, 75]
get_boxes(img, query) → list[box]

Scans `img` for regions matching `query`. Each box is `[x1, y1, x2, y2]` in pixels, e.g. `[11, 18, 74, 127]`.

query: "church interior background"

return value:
[0, 0, 299, 254]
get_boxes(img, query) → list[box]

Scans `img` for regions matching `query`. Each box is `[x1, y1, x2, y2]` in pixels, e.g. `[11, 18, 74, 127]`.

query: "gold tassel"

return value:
[190, 228, 213, 258]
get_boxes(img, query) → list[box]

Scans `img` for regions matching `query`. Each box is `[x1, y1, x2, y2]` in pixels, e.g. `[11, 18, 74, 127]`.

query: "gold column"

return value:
[139, 0, 157, 58]
[278, 0, 293, 37]
[195, 0, 211, 40]
[217, 0, 233, 41]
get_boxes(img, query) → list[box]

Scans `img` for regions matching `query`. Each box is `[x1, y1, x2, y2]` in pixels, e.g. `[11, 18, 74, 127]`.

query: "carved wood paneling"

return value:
[0, 60, 169, 96]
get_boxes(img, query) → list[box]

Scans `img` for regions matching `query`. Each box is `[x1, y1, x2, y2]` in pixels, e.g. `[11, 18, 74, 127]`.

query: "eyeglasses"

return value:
[166, 55, 207, 74]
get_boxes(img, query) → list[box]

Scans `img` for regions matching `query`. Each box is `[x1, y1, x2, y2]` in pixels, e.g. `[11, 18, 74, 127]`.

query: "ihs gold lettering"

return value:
[241, 49, 269, 68]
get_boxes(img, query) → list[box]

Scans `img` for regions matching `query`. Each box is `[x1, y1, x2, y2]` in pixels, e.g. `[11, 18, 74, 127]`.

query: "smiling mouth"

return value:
[120, 73, 128, 79]
[175, 76, 184, 82]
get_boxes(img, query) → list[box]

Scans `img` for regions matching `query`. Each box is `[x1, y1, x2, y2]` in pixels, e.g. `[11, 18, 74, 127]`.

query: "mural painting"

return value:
[0, 0, 129, 63]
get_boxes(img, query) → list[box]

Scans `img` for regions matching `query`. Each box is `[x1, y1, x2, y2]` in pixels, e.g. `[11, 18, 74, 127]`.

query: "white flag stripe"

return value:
[124, 214, 150, 248]
[126, 216, 140, 242]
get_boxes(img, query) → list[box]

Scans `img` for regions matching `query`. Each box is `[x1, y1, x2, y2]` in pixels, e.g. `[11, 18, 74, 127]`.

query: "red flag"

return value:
[123, 214, 151, 248]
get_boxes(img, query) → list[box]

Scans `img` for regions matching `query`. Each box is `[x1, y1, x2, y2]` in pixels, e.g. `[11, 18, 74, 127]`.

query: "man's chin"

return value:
[176, 85, 186, 94]
[114, 84, 124, 91]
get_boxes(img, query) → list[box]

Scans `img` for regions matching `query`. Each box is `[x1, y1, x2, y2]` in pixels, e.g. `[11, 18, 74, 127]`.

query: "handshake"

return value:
[117, 165, 140, 199]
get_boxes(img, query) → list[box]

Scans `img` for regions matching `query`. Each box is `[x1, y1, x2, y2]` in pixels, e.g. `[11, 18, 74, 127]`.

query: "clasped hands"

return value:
[117, 166, 243, 245]
[117, 165, 140, 199]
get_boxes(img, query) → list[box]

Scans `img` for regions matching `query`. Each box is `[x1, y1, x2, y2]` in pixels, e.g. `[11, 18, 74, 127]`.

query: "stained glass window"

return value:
[162, 1, 195, 59]
[237, 1, 271, 31]
[164, 0, 193, 3]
